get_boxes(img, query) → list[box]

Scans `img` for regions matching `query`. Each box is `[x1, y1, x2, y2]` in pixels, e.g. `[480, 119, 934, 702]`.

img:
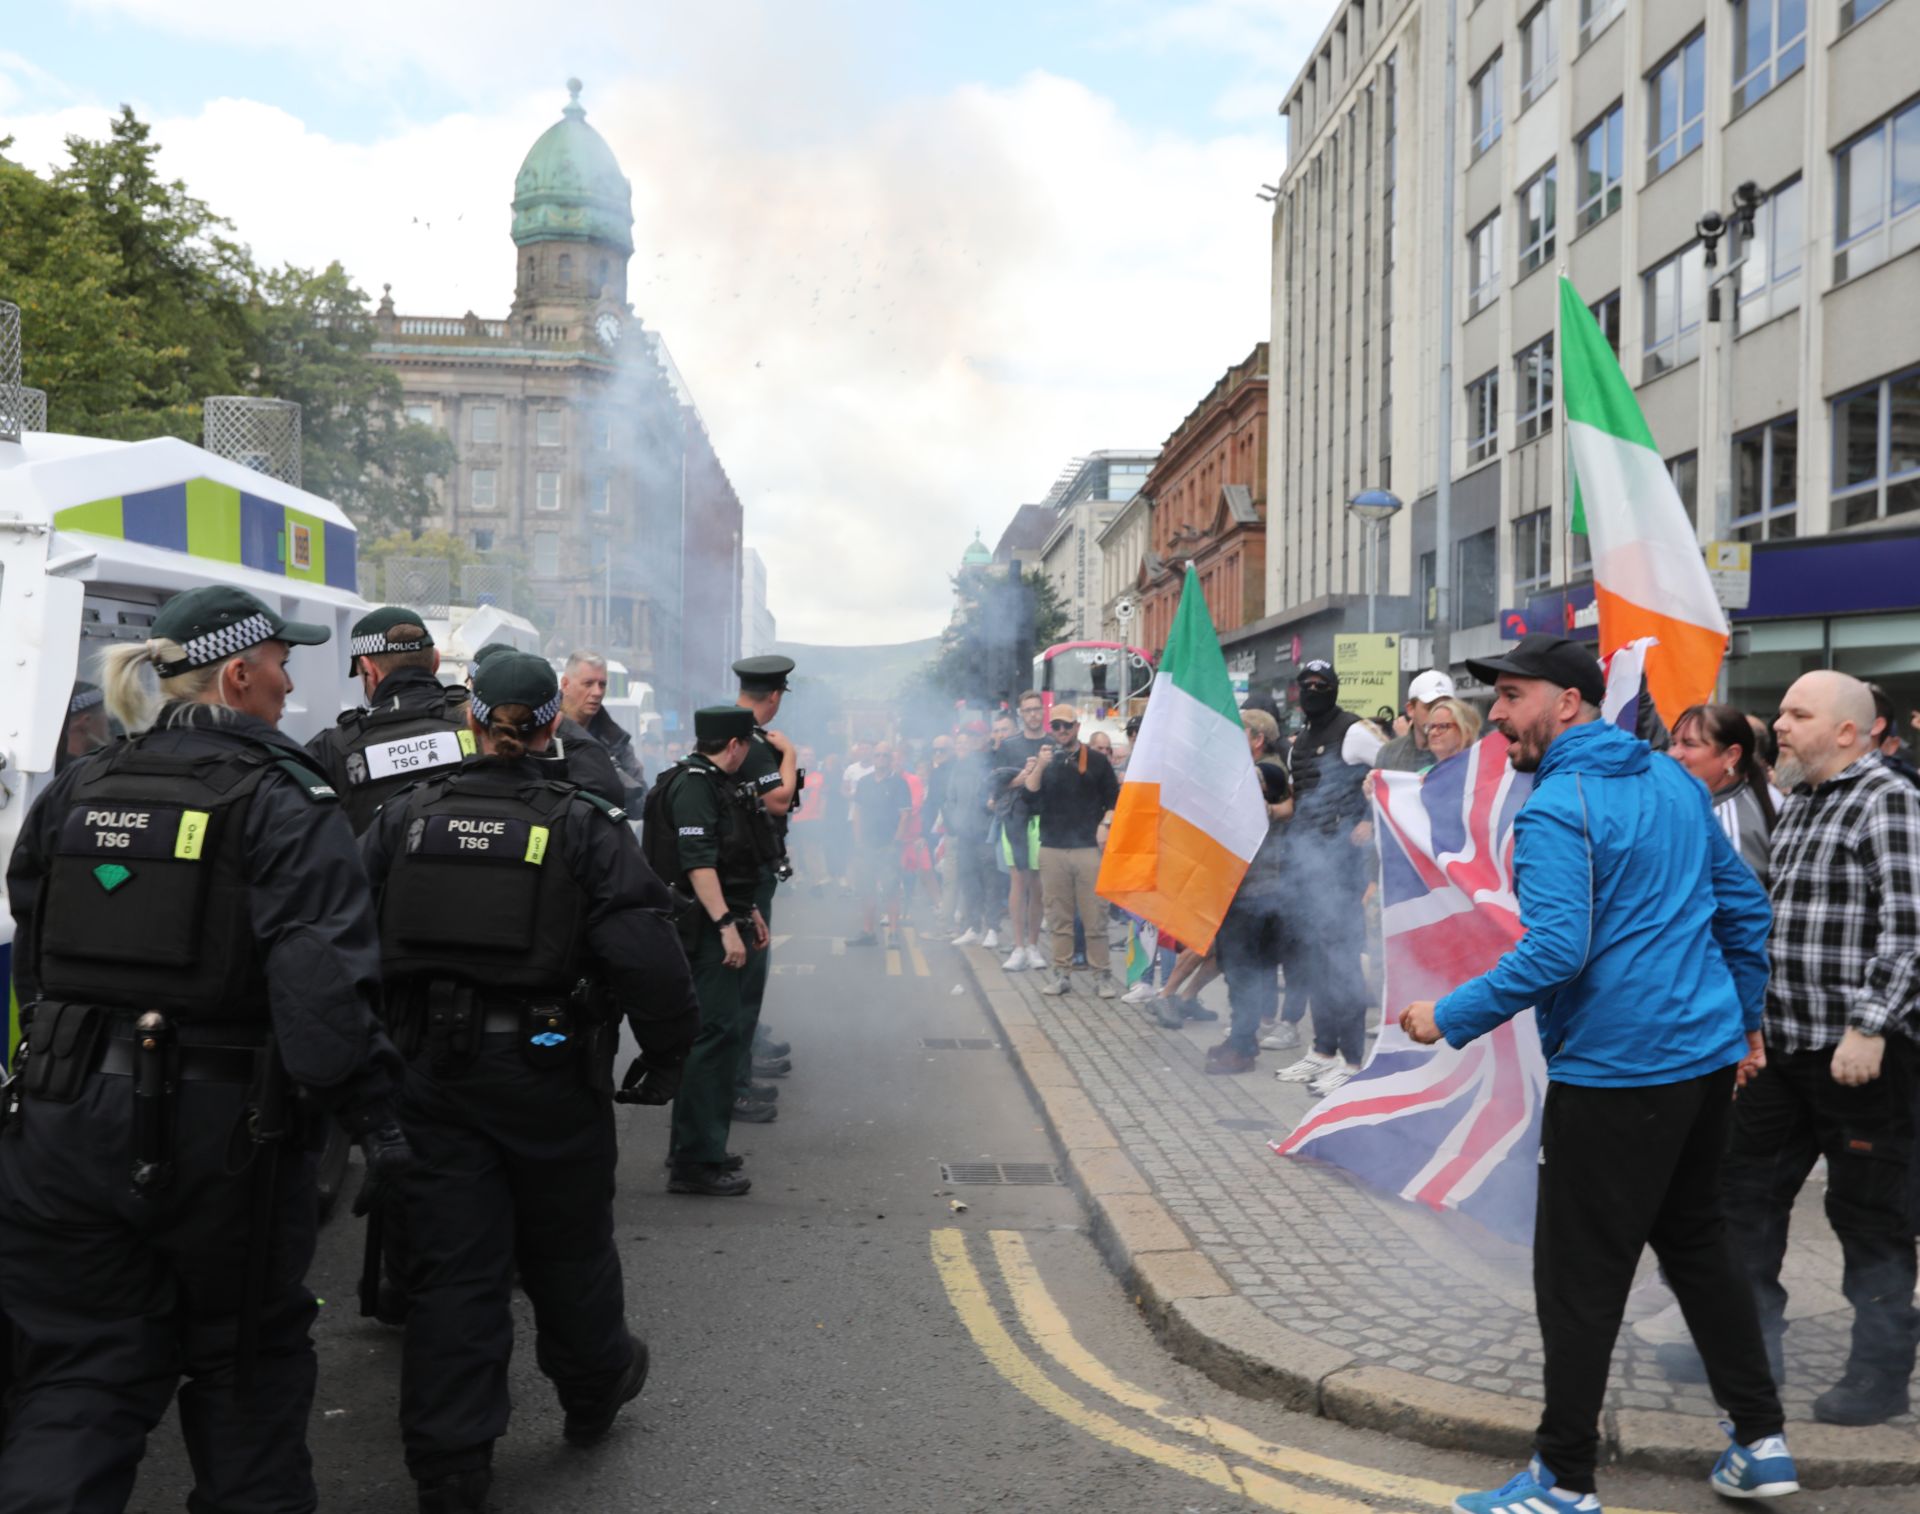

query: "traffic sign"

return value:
[1704, 541, 1751, 611]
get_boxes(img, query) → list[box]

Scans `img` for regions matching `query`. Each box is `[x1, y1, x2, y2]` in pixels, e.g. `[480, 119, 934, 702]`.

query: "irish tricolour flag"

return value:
[1561, 276, 1728, 723]
[1097, 567, 1266, 954]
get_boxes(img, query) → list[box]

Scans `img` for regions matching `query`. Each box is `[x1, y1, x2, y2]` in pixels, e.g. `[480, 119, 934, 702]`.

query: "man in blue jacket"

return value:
[1399, 635, 1794, 1512]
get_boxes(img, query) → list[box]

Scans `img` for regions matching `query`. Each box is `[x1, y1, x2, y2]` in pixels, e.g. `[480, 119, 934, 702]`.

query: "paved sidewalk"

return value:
[958, 943, 1920, 1488]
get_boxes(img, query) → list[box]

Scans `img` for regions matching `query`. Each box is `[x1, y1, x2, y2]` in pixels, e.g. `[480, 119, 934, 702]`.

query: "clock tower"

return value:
[508, 79, 634, 342]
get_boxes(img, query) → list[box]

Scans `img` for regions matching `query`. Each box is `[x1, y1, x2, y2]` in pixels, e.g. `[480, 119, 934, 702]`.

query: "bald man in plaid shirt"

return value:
[1722, 670, 1920, 1428]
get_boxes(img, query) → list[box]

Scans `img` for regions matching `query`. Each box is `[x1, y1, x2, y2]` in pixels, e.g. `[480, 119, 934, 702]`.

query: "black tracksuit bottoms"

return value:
[1533, 1065, 1783, 1492]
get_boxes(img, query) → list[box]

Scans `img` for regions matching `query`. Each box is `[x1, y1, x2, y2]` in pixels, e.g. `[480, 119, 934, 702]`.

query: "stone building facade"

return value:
[371, 80, 743, 723]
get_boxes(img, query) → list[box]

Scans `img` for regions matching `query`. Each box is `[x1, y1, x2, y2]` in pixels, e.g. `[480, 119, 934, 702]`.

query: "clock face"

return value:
[595, 313, 622, 349]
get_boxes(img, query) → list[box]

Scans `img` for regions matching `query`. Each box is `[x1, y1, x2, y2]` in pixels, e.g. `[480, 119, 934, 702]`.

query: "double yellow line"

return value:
[886, 926, 931, 977]
[931, 1230, 1679, 1514]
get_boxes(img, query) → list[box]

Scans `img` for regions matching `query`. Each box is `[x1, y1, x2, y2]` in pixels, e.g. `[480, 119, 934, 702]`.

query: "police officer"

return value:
[307, 605, 472, 834]
[646, 707, 774, 1196]
[471, 642, 627, 811]
[360, 652, 698, 1514]
[732, 655, 801, 1100]
[0, 585, 412, 1513]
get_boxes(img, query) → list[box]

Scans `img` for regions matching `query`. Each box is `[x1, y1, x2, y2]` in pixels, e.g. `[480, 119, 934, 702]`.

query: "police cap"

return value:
[695, 706, 756, 742]
[150, 586, 329, 677]
[348, 605, 435, 673]
[470, 653, 563, 729]
[470, 641, 517, 668]
[732, 654, 795, 693]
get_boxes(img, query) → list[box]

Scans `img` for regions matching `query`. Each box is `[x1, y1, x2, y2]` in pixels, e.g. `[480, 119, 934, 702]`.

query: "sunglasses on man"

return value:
[1049, 719, 1077, 731]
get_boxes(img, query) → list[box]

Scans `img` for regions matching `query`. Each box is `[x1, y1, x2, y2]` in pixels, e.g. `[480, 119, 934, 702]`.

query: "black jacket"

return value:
[586, 708, 648, 809]
[8, 704, 400, 1126]
[554, 718, 630, 812]
[358, 755, 698, 1067]
[304, 666, 470, 834]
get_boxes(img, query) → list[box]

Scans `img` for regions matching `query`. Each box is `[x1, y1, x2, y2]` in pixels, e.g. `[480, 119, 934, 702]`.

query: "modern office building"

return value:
[1034, 450, 1158, 644]
[1248, 0, 1920, 718]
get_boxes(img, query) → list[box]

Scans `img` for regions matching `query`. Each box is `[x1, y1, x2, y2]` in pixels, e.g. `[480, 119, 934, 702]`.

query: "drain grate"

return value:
[922, 1037, 1000, 1051]
[940, 1161, 1064, 1186]
[1216, 1118, 1271, 1132]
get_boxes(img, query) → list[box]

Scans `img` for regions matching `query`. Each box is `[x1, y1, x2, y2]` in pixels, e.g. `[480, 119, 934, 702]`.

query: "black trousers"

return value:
[0, 1072, 321, 1514]
[1216, 898, 1285, 1054]
[1534, 1068, 1782, 1492]
[398, 1044, 630, 1482]
[1722, 1039, 1917, 1381]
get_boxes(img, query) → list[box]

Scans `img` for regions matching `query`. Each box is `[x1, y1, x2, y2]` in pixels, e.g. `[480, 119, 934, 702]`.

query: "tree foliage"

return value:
[920, 563, 1071, 709]
[359, 528, 536, 621]
[0, 110, 450, 534]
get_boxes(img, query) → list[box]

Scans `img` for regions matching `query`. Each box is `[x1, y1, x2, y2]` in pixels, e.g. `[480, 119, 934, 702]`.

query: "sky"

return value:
[2, 1, 1329, 645]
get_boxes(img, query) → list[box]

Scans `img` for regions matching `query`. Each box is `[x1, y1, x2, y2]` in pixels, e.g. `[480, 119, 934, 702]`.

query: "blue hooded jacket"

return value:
[1433, 719, 1770, 1087]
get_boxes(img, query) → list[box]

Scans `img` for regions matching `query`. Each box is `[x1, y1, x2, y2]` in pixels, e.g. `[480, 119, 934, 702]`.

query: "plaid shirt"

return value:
[1766, 752, 1920, 1051]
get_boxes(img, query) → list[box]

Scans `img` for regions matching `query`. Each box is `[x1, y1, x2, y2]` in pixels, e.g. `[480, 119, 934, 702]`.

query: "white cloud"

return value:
[6, 48, 1277, 645]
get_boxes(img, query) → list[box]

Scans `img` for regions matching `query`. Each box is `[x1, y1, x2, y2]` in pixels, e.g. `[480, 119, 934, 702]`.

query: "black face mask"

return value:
[1299, 683, 1338, 717]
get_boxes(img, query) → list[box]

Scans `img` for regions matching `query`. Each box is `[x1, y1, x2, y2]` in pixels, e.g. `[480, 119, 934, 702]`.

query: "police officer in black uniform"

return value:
[646, 707, 774, 1197]
[471, 642, 627, 811]
[731, 655, 801, 1103]
[307, 605, 473, 834]
[0, 585, 412, 1513]
[360, 652, 698, 1514]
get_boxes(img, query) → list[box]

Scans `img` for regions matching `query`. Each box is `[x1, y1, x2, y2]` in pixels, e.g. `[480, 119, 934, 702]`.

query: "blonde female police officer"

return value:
[0, 585, 414, 1514]
[358, 651, 698, 1514]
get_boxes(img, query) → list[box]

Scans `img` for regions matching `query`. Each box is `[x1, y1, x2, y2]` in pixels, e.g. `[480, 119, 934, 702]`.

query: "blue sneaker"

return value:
[1709, 1422, 1799, 1499]
[1454, 1456, 1601, 1514]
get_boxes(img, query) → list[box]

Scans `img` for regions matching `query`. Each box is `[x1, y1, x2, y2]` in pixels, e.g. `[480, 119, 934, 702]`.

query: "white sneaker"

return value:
[1002, 948, 1029, 972]
[951, 928, 981, 947]
[1308, 1063, 1354, 1097]
[1094, 975, 1119, 1000]
[981, 929, 1000, 950]
[1121, 981, 1156, 1005]
[1023, 946, 1049, 970]
[1259, 1023, 1302, 1051]
[1276, 1052, 1338, 1084]
[1039, 973, 1072, 996]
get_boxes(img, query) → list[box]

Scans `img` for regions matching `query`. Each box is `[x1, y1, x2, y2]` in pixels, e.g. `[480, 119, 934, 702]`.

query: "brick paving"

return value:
[969, 947, 1920, 1443]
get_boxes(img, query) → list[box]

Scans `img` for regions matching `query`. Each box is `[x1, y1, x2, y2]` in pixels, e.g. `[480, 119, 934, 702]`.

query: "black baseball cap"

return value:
[1299, 659, 1337, 686]
[348, 605, 434, 673]
[1466, 634, 1605, 706]
[150, 586, 328, 676]
[469, 652, 562, 730]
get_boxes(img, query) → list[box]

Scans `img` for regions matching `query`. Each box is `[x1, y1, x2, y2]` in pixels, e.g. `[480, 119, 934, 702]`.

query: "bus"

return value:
[1031, 641, 1155, 737]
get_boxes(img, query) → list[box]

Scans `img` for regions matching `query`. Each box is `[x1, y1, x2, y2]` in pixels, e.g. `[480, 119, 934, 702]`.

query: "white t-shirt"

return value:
[842, 761, 875, 797]
[1341, 721, 1386, 767]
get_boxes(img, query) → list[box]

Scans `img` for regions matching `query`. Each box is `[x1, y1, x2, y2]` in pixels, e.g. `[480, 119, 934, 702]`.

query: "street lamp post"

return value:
[1347, 488, 1405, 635]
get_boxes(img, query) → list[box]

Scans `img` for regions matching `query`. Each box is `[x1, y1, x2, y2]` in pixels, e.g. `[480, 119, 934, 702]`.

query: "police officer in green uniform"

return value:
[647, 707, 773, 1197]
[731, 656, 801, 1102]
[0, 585, 413, 1513]
[360, 653, 698, 1514]
[307, 606, 473, 835]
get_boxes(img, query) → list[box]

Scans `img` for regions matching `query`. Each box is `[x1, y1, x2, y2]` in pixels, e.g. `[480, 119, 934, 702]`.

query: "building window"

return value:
[1456, 527, 1498, 626]
[1841, 0, 1891, 31]
[404, 403, 434, 428]
[536, 470, 562, 511]
[472, 529, 495, 553]
[1518, 162, 1557, 276]
[1834, 100, 1920, 283]
[1832, 366, 1920, 527]
[1669, 452, 1700, 528]
[1470, 53, 1503, 160]
[1643, 242, 1705, 379]
[535, 410, 562, 447]
[1578, 0, 1624, 51]
[1519, 2, 1557, 110]
[1590, 290, 1622, 356]
[594, 415, 613, 451]
[1514, 508, 1553, 596]
[1468, 213, 1502, 314]
[1647, 31, 1706, 177]
[1516, 335, 1555, 442]
[533, 531, 560, 578]
[1737, 177, 1804, 332]
[1575, 105, 1624, 232]
[590, 476, 612, 515]
[470, 469, 497, 511]
[1733, 414, 1799, 541]
[1732, 0, 1807, 116]
[1570, 529, 1593, 582]
[1417, 549, 1437, 625]
[557, 253, 573, 287]
[1467, 369, 1500, 465]
[470, 405, 498, 444]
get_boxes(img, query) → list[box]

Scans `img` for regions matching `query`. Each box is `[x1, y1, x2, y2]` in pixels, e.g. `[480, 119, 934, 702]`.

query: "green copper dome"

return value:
[511, 79, 634, 255]
[961, 532, 992, 567]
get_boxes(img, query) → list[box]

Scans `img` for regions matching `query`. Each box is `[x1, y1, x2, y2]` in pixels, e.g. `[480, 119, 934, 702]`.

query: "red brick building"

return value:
[1136, 343, 1269, 655]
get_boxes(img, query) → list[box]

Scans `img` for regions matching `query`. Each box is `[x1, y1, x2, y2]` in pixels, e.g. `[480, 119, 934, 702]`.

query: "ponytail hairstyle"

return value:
[1673, 702, 1776, 829]
[99, 638, 251, 733]
[469, 703, 538, 760]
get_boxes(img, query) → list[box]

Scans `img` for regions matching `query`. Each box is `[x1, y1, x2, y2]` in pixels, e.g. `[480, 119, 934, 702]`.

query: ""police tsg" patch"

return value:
[60, 805, 210, 861]
[409, 814, 548, 865]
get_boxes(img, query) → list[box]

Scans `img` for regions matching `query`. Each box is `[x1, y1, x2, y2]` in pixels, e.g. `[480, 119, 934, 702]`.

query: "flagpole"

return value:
[1431, 0, 1460, 677]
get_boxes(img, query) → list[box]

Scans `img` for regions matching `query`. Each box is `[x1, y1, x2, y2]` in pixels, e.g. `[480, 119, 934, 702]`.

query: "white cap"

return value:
[1407, 669, 1456, 705]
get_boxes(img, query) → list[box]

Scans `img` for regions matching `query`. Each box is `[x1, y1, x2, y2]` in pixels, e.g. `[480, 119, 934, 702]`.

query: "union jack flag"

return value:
[1274, 640, 1653, 1245]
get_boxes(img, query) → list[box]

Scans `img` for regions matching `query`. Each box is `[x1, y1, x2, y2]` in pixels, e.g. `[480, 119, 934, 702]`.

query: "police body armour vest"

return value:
[378, 769, 588, 994]
[642, 761, 763, 907]
[38, 740, 298, 1018]
[335, 696, 474, 834]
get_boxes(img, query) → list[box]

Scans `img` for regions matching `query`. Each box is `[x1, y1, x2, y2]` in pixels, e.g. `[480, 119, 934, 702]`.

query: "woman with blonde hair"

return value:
[0, 586, 411, 1512]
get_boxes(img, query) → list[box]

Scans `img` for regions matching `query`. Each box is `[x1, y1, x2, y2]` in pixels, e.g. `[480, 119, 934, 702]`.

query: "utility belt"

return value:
[392, 978, 603, 1082]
